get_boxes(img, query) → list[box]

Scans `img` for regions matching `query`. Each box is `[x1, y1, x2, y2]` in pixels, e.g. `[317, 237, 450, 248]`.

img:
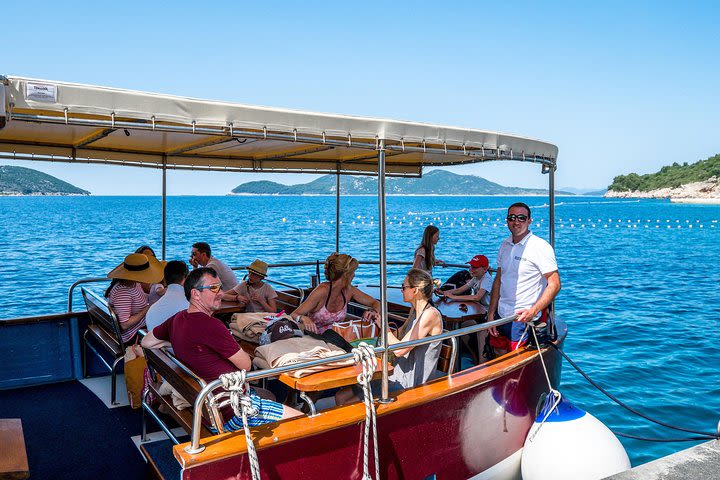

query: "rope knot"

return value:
[219, 371, 259, 417]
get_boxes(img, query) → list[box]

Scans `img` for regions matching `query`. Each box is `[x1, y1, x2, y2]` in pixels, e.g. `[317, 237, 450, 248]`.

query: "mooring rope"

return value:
[549, 343, 720, 442]
[219, 370, 261, 480]
[352, 342, 380, 480]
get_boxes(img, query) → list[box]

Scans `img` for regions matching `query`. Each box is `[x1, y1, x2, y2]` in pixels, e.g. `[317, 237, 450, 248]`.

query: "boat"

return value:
[0, 75, 564, 479]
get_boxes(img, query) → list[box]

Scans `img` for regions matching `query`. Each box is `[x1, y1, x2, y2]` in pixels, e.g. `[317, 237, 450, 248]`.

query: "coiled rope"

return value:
[352, 342, 380, 480]
[219, 370, 261, 480]
[547, 342, 720, 443]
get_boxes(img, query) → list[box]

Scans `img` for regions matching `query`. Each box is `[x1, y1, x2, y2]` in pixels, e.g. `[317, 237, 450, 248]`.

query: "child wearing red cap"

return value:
[441, 255, 492, 306]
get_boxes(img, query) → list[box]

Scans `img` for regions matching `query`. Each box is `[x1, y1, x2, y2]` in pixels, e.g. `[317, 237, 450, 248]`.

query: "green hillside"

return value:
[0, 165, 90, 195]
[232, 170, 569, 195]
[608, 153, 720, 192]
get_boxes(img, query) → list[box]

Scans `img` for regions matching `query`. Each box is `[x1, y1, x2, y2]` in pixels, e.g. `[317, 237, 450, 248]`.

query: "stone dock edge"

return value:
[606, 440, 720, 479]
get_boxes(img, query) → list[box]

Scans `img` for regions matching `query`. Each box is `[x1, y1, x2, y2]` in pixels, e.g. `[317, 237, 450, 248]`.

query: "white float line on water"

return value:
[302, 218, 717, 229]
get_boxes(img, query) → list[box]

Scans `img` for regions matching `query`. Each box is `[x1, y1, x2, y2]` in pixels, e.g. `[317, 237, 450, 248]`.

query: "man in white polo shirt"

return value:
[488, 202, 561, 351]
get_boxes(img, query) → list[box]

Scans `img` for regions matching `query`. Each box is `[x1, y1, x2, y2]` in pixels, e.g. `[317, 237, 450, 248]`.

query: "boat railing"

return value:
[185, 313, 518, 454]
[66, 260, 477, 313]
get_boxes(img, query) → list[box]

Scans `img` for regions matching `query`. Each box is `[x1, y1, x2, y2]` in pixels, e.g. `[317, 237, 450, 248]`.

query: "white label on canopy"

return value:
[25, 82, 58, 103]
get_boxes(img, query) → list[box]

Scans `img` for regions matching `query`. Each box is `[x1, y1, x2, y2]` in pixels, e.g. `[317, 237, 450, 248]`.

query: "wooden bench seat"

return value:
[0, 419, 29, 480]
[86, 324, 123, 357]
[142, 346, 221, 444]
[81, 287, 126, 405]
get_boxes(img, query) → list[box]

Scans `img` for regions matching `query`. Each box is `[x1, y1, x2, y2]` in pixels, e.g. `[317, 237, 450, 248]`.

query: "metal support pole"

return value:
[377, 140, 392, 403]
[161, 156, 167, 260]
[548, 161, 556, 339]
[335, 169, 341, 252]
[548, 163, 555, 248]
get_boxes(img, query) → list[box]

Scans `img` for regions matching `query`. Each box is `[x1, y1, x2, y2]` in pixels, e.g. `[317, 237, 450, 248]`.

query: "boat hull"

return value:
[178, 326, 565, 480]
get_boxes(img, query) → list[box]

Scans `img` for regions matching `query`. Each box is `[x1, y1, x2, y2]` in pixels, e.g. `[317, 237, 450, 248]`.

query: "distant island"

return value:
[606, 153, 720, 203]
[231, 170, 573, 196]
[0, 165, 90, 196]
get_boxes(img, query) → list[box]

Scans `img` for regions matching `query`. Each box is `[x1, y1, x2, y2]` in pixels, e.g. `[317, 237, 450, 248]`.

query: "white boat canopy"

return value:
[0, 75, 557, 176]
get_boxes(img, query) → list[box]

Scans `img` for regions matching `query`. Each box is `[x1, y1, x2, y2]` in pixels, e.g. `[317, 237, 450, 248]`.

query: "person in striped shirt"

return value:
[105, 252, 164, 344]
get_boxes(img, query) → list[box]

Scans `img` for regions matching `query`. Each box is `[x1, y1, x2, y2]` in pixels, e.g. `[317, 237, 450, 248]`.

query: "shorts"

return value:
[492, 310, 549, 350]
[488, 334, 526, 351]
[222, 388, 285, 430]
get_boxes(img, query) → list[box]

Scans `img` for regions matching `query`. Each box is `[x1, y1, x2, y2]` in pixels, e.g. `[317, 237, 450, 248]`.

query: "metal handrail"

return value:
[185, 313, 518, 453]
[66, 260, 488, 312]
[68, 277, 109, 312]
[261, 278, 305, 305]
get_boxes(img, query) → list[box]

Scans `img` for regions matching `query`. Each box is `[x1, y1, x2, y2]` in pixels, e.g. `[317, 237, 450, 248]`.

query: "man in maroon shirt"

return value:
[142, 267, 300, 428]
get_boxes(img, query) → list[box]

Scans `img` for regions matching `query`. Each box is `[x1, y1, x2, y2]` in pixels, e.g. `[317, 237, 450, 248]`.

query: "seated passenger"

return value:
[336, 268, 443, 405]
[106, 252, 164, 343]
[291, 253, 381, 334]
[141, 267, 301, 429]
[145, 260, 190, 332]
[189, 241, 239, 291]
[440, 255, 492, 306]
[135, 245, 166, 304]
[222, 259, 278, 313]
[438, 255, 492, 364]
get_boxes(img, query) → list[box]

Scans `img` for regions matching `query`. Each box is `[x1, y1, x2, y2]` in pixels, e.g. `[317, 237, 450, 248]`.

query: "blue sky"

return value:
[3, 1, 719, 195]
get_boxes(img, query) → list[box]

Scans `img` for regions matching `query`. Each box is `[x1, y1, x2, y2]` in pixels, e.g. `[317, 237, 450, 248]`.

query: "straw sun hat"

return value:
[247, 259, 269, 277]
[107, 253, 165, 284]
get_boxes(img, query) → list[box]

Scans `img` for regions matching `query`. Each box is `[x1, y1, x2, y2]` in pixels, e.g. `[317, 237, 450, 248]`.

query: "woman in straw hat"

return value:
[105, 253, 164, 343]
[222, 259, 278, 313]
[135, 245, 166, 304]
[291, 252, 381, 334]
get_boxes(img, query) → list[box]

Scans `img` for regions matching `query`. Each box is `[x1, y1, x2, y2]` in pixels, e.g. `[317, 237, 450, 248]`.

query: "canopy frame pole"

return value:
[161, 155, 167, 260]
[548, 163, 555, 248]
[335, 167, 341, 252]
[377, 139, 393, 403]
[548, 162, 556, 339]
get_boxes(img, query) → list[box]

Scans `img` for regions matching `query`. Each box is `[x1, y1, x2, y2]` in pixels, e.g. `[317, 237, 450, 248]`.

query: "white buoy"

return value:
[522, 392, 630, 480]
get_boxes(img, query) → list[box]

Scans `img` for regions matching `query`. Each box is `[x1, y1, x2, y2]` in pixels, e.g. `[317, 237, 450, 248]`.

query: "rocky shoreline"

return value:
[605, 177, 720, 201]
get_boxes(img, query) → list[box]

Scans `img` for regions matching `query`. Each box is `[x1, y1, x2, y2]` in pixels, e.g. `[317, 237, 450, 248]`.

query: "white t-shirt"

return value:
[497, 232, 557, 319]
[144, 283, 189, 332]
[205, 256, 239, 291]
[467, 272, 493, 306]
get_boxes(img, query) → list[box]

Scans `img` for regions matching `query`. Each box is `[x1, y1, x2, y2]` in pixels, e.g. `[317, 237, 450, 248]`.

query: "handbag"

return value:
[330, 318, 378, 342]
[124, 342, 147, 409]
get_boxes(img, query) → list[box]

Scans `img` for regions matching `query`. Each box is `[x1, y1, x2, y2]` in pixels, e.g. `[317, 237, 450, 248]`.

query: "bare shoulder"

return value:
[425, 307, 443, 325]
[306, 283, 329, 301]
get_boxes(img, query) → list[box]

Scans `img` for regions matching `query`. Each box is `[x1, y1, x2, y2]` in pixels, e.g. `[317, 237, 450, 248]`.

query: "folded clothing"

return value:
[253, 335, 353, 377]
[230, 312, 287, 343]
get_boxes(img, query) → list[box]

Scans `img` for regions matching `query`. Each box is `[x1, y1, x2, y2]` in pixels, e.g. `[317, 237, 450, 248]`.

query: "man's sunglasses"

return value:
[196, 283, 222, 293]
[506, 214, 529, 222]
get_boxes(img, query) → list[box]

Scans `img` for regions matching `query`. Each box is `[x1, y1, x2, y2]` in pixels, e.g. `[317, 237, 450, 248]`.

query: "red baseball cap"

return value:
[467, 255, 489, 268]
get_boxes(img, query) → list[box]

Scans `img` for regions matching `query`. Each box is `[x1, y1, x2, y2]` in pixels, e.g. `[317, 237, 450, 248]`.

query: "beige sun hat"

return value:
[247, 259, 269, 277]
[107, 253, 165, 284]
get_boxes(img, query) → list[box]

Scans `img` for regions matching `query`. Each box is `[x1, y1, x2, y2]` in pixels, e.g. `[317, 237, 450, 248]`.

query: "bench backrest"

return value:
[436, 330, 457, 375]
[143, 346, 224, 431]
[81, 287, 125, 350]
[275, 289, 302, 312]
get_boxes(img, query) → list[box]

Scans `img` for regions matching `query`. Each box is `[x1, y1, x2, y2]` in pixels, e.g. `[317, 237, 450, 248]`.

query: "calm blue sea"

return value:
[1, 194, 719, 466]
